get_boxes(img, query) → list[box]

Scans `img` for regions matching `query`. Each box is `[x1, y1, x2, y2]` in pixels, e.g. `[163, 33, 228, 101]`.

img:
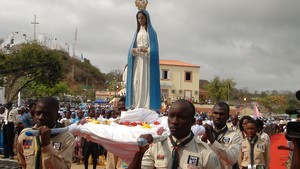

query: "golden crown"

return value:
[135, 0, 148, 10]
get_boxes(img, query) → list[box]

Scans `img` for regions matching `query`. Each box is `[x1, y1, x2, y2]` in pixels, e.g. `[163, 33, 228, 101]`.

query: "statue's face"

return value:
[137, 13, 147, 26]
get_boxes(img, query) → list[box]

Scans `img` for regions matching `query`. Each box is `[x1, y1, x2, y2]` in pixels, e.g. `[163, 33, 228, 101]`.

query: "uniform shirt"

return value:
[17, 128, 75, 169]
[259, 132, 270, 145]
[209, 128, 242, 169]
[240, 136, 270, 168]
[227, 123, 239, 131]
[142, 136, 221, 169]
[3, 108, 19, 125]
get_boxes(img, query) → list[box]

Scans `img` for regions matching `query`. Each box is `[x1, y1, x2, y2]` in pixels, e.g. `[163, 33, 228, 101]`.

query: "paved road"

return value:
[0, 158, 20, 169]
[0, 158, 106, 169]
[71, 163, 106, 169]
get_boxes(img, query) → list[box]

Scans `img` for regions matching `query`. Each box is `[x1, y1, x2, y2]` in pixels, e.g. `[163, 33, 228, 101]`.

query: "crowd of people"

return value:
[1, 96, 298, 169]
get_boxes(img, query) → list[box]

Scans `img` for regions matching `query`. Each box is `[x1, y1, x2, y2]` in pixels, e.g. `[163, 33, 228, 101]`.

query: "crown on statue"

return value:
[135, 0, 148, 10]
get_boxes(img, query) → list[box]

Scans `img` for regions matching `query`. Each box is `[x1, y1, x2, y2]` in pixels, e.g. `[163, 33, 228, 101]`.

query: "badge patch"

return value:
[222, 137, 231, 143]
[187, 164, 200, 169]
[257, 144, 264, 150]
[156, 154, 165, 160]
[53, 142, 62, 150]
[25, 155, 30, 163]
[23, 139, 33, 149]
[187, 155, 199, 166]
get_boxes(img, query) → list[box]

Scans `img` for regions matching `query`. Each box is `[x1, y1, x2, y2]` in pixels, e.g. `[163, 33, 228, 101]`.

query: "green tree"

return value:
[104, 69, 123, 93]
[256, 94, 286, 115]
[23, 82, 69, 99]
[0, 43, 63, 102]
[205, 76, 236, 103]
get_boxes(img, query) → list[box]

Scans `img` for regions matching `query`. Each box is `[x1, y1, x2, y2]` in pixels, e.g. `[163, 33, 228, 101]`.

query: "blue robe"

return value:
[126, 10, 161, 111]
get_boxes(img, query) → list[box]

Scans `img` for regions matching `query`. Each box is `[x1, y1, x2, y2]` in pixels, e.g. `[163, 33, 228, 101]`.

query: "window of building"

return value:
[185, 71, 192, 82]
[161, 70, 170, 80]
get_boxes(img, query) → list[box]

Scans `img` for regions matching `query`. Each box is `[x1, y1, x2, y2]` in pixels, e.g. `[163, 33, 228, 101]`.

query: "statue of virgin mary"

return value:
[126, 9, 161, 111]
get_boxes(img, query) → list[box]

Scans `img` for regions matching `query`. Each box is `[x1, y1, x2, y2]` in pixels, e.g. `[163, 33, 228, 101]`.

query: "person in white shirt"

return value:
[59, 110, 72, 126]
[0, 106, 5, 128]
[2, 102, 19, 159]
[191, 117, 205, 137]
[202, 102, 242, 169]
[256, 118, 270, 144]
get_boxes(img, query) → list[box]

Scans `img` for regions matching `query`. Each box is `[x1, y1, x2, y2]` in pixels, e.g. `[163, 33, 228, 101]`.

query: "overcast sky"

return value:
[1, 0, 300, 93]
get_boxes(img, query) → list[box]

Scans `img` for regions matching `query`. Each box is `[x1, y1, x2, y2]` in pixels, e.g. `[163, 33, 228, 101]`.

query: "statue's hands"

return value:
[139, 47, 148, 53]
[132, 48, 138, 56]
[132, 47, 148, 56]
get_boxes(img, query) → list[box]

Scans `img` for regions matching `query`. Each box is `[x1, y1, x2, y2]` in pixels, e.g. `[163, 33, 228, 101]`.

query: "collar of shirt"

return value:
[171, 133, 192, 144]
[213, 125, 227, 133]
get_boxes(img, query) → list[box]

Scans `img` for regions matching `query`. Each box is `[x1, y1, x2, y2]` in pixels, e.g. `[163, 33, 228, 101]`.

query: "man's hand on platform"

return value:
[38, 125, 51, 147]
[128, 134, 153, 169]
[138, 134, 153, 152]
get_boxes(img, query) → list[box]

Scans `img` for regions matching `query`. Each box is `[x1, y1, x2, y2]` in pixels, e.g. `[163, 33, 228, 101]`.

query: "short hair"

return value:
[38, 97, 59, 109]
[172, 99, 195, 117]
[256, 119, 264, 129]
[213, 102, 230, 114]
[29, 102, 37, 109]
[239, 115, 253, 132]
[88, 107, 95, 113]
[247, 119, 259, 128]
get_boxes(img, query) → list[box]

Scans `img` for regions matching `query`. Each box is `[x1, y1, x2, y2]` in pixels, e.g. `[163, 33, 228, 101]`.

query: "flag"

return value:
[253, 103, 261, 118]
[18, 91, 21, 107]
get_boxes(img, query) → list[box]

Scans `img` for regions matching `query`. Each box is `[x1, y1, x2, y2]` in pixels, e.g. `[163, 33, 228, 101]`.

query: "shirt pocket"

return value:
[24, 149, 35, 166]
[186, 164, 201, 169]
[154, 159, 168, 169]
[24, 149, 35, 156]
[242, 148, 250, 161]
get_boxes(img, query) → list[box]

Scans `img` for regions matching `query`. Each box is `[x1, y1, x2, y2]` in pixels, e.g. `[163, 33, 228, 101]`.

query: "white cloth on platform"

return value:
[120, 108, 160, 123]
[69, 110, 169, 163]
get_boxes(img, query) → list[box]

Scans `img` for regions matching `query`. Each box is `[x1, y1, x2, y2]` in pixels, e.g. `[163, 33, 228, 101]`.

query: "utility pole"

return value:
[73, 28, 77, 57]
[70, 28, 77, 82]
[31, 15, 39, 41]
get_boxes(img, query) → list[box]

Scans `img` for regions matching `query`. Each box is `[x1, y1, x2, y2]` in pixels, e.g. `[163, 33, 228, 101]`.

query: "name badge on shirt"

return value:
[23, 139, 33, 149]
[222, 137, 231, 144]
[257, 144, 264, 150]
[187, 155, 199, 166]
[53, 142, 62, 150]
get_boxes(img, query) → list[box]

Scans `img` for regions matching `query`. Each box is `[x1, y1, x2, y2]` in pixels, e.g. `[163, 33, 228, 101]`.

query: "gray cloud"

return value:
[1, 0, 300, 92]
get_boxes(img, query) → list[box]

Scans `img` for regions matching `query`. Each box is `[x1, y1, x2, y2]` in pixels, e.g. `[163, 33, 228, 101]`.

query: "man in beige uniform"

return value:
[202, 102, 242, 169]
[240, 119, 270, 169]
[17, 97, 75, 169]
[227, 114, 239, 131]
[128, 99, 221, 169]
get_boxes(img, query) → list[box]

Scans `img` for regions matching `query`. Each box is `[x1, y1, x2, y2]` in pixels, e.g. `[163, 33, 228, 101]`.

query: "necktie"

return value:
[169, 132, 194, 169]
[213, 125, 228, 141]
[247, 136, 258, 166]
[35, 136, 41, 169]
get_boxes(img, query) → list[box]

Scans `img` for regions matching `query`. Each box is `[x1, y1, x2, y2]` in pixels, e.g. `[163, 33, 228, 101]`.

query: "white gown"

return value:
[132, 26, 150, 109]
